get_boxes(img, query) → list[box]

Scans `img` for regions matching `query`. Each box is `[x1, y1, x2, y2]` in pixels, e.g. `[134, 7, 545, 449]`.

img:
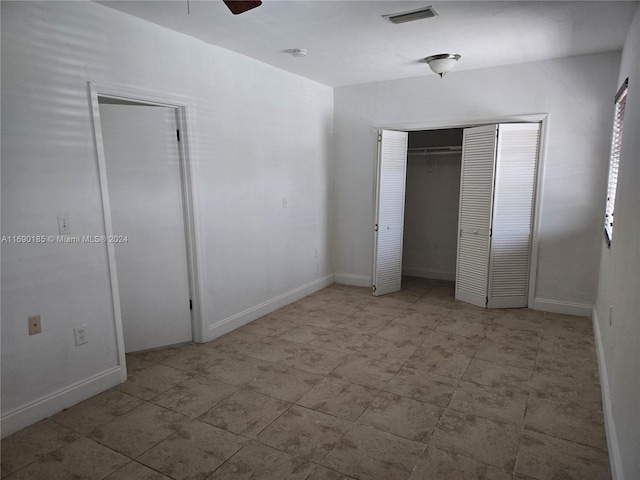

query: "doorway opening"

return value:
[88, 83, 203, 380]
[403, 129, 463, 283]
[373, 115, 547, 309]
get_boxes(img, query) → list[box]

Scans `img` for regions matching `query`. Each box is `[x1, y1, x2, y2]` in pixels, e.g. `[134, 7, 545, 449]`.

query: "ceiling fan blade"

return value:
[223, 0, 262, 15]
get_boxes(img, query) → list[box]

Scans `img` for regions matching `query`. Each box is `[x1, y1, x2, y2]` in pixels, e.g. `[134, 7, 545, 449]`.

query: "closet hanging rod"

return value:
[408, 146, 462, 154]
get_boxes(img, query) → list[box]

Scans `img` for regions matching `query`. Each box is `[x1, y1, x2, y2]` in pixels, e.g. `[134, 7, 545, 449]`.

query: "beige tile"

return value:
[534, 351, 600, 383]
[486, 325, 542, 349]
[257, 406, 351, 462]
[240, 315, 295, 337]
[369, 294, 415, 310]
[5, 436, 129, 480]
[297, 377, 378, 421]
[279, 324, 334, 344]
[322, 424, 425, 480]
[445, 308, 496, 325]
[272, 302, 319, 321]
[245, 362, 323, 402]
[356, 337, 417, 366]
[306, 465, 356, 480]
[243, 337, 347, 375]
[475, 339, 537, 369]
[515, 430, 610, 480]
[373, 320, 434, 346]
[198, 389, 290, 438]
[492, 310, 546, 330]
[448, 381, 528, 426]
[207, 442, 314, 480]
[298, 309, 351, 329]
[123, 354, 154, 372]
[437, 317, 489, 341]
[331, 354, 400, 389]
[114, 363, 193, 400]
[88, 402, 189, 458]
[129, 344, 189, 364]
[530, 373, 603, 411]
[104, 461, 173, 480]
[543, 313, 594, 339]
[524, 397, 607, 449]
[335, 307, 397, 335]
[430, 410, 520, 470]
[384, 367, 458, 407]
[137, 420, 246, 480]
[538, 333, 597, 360]
[203, 353, 275, 387]
[409, 447, 512, 480]
[204, 352, 323, 402]
[207, 329, 265, 353]
[284, 343, 349, 375]
[52, 390, 143, 435]
[152, 376, 237, 417]
[309, 329, 371, 353]
[404, 347, 472, 379]
[404, 302, 451, 318]
[462, 358, 532, 391]
[240, 337, 300, 363]
[421, 330, 481, 357]
[160, 344, 229, 375]
[419, 286, 457, 305]
[358, 391, 443, 442]
[0, 419, 79, 477]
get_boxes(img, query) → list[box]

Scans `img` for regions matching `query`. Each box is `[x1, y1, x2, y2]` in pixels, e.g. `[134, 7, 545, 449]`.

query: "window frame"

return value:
[604, 78, 628, 247]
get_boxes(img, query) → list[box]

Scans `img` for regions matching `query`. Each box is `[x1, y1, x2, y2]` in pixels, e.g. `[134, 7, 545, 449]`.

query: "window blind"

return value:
[604, 78, 628, 246]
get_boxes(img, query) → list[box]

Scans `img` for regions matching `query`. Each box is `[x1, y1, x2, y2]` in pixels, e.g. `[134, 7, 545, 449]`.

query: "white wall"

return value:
[333, 52, 620, 312]
[593, 5, 640, 479]
[1, 1, 333, 435]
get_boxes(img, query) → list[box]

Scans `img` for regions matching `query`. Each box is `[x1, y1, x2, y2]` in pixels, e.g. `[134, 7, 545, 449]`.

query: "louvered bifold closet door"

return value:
[487, 123, 540, 308]
[373, 130, 408, 296]
[455, 125, 497, 307]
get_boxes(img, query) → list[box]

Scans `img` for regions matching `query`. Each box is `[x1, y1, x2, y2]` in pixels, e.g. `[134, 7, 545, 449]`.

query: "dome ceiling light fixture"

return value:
[424, 53, 461, 78]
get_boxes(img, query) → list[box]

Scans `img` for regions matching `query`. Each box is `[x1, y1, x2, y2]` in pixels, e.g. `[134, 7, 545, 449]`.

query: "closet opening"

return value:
[403, 129, 463, 283]
[373, 117, 546, 309]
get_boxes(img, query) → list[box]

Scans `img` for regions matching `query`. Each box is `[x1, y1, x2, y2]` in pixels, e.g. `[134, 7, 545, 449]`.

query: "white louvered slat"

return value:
[373, 130, 408, 296]
[487, 123, 540, 308]
[455, 125, 497, 307]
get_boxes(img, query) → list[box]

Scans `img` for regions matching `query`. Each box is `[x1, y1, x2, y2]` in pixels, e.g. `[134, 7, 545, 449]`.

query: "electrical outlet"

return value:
[28, 315, 42, 335]
[609, 305, 613, 325]
[74, 325, 88, 346]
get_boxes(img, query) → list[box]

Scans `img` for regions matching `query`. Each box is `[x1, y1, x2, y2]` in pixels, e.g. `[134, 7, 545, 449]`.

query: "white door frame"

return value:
[87, 82, 204, 382]
[374, 112, 548, 307]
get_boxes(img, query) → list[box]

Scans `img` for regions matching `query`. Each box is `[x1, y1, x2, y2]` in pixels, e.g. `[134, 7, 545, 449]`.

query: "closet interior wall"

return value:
[402, 129, 463, 281]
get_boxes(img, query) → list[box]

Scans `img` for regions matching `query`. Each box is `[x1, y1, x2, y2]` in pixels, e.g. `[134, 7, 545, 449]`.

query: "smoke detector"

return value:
[287, 49, 308, 58]
[382, 6, 438, 24]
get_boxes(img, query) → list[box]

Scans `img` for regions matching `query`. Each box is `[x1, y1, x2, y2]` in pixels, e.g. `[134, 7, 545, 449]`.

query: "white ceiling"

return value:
[99, 0, 638, 87]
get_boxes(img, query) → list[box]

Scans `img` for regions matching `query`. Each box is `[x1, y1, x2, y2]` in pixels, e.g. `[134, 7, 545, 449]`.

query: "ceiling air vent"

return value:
[382, 6, 438, 24]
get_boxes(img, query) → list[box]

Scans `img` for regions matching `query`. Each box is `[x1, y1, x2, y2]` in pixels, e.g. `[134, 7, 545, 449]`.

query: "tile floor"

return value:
[1, 279, 611, 480]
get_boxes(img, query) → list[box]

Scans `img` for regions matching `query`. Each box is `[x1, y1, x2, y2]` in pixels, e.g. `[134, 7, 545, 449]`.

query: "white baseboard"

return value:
[592, 308, 622, 480]
[207, 274, 335, 341]
[334, 274, 370, 287]
[1, 366, 123, 439]
[401, 268, 455, 282]
[531, 297, 593, 317]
